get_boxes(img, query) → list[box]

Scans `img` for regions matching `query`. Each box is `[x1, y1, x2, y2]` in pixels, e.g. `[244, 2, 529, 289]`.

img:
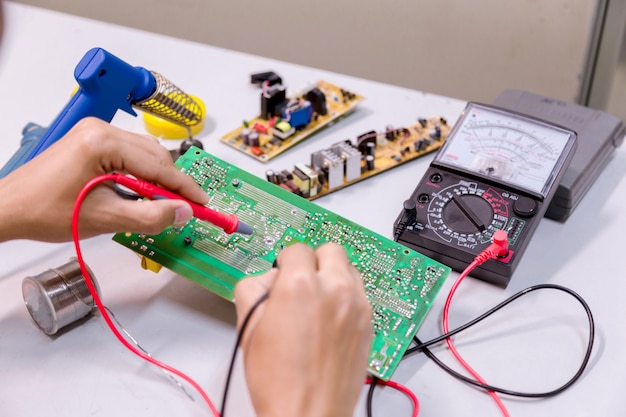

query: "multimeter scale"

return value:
[393, 102, 577, 286]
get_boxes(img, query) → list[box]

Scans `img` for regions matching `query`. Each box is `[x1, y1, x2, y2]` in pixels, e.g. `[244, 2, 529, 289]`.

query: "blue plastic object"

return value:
[282, 101, 313, 129]
[0, 123, 48, 178]
[22, 47, 156, 166]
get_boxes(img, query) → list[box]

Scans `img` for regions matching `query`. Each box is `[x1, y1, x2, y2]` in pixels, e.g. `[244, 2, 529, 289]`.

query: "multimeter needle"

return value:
[111, 173, 254, 235]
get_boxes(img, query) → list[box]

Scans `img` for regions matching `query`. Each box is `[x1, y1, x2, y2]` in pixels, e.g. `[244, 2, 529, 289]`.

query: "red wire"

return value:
[442, 259, 510, 417]
[71, 174, 220, 417]
[365, 377, 420, 417]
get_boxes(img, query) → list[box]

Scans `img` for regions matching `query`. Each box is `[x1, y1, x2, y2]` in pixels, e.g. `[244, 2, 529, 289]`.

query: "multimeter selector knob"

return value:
[513, 196, 539, 217]
[443, 194, 494, 234]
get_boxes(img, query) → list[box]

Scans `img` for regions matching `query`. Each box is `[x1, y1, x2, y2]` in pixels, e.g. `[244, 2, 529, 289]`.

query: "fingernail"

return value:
[174, 204, 193, 227]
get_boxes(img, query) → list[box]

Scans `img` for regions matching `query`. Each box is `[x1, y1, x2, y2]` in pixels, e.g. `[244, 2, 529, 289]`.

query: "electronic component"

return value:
[250, 70, 283, 87]
[113, 147, 450, 381]
[267, 118, 450, 199]
[492, 89, 625, 221]
[221, 79, 364, 162]
[394, 103, 577, 286]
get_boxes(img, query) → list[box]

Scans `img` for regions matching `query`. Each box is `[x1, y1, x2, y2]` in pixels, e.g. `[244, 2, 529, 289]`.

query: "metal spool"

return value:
[22, 258, 100, 335]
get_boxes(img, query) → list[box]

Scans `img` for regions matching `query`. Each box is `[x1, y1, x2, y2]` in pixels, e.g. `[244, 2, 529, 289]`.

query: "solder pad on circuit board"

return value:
[113, 147, 449, 380]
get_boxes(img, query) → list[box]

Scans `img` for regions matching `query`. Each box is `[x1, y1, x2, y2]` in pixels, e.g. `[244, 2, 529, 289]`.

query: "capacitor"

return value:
[241, 128, 251, 146]
[179, 137, 204, 155]
[266, 169, 278, 184]
[21, 257, 100, 335]
[366, 154, 375, 170]
[365, 141, 376, 156]
[248, 131, 260, 147]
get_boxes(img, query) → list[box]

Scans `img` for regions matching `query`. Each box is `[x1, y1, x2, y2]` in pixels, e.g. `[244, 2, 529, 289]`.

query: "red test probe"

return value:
[111, 173, 254, 235]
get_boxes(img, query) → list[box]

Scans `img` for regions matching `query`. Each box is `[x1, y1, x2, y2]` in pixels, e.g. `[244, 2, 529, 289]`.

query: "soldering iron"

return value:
[0, 47, 253, 235]
[0, 47, 203, 177]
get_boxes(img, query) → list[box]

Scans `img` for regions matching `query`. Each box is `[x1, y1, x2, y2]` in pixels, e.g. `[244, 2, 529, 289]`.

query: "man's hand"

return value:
[0, 117, 208, 242]
[234, 243, 373, 417]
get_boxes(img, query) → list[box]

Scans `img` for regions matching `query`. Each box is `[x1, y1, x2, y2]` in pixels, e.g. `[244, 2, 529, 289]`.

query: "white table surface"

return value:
[1, 2, 625, 416]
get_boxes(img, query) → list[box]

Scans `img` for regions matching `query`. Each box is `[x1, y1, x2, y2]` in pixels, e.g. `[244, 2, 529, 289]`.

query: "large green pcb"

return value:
[113, 147, 449, 380]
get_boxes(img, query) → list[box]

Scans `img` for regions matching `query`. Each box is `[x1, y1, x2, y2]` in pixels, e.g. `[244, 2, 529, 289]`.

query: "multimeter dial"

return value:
[429, 181, 502, 241]
[394, 102, 577, 286]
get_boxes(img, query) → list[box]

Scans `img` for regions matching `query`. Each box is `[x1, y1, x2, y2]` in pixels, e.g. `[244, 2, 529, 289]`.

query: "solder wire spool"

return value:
[21, 257, 101, 335]
[141, 72, 206, 140]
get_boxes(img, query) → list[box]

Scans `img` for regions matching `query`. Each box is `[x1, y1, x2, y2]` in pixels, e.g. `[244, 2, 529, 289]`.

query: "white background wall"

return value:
[8, 0, 601, 105]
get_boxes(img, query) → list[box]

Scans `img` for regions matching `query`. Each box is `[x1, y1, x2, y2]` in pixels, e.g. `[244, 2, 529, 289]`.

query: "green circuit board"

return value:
[113, 147, 449, 380]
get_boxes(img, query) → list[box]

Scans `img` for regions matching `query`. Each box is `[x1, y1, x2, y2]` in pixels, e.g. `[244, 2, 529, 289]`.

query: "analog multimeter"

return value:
[393, 102, 577, 286]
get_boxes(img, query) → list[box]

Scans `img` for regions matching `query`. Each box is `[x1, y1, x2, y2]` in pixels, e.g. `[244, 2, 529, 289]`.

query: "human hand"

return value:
[0, 117, 208, 242]
[234, 243, 373, 417]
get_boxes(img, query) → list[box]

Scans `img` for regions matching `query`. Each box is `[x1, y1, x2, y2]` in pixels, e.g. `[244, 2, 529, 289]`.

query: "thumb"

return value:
[101, 199, 194, 235]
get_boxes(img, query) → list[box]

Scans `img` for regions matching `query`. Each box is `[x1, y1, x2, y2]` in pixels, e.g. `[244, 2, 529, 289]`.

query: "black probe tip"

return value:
[236, 220, 254, 236]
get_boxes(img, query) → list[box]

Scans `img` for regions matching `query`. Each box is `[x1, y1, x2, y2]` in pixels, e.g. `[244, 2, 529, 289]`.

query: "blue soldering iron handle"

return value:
[21, 47, 157, 165]
[0, 123, 48, 179]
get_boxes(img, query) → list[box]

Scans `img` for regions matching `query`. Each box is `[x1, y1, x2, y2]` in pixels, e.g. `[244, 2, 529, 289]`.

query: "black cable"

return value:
[366, 377, 379, 417]
[407, 284, 595, 398]
[220, 291, 269, 417]
[366, 284, 595, 417]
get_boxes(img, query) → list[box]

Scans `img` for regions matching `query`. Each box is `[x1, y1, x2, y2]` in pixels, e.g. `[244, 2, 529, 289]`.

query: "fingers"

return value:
[89, 196, 193, 235]
[316, 242, 358, 278]
[235, 242, 373, 417]
[276, 243, 318, 275]
[71, 118, 209, 205]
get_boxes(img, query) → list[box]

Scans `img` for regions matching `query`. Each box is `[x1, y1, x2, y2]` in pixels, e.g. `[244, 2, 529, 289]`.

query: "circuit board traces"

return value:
[113, 147, 449, 380]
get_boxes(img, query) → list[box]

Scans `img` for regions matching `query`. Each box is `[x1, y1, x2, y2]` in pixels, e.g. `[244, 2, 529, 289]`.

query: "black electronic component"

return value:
[429, 126, 441, 140]
[240, 128, 251, 146]
[366, 154, 375, 170]
[280, 170, 293, 181]
[248, 131, 260, 147]
[260, 84, 287, 120]
[357, 130, 377, 154]
[170, 137, 204, 161]
[385, 125, 396, 141]
[415, 138, 431, 152]
[250, 70, 283, 87]
[305, 87, 328, 116]
[269, 136, 282, 146]
[265, 169, 278, 184]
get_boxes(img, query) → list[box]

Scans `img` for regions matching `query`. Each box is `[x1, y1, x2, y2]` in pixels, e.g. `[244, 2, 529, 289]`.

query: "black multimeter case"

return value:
[493, 89, 625, 221]
[393, 102, 577, 286]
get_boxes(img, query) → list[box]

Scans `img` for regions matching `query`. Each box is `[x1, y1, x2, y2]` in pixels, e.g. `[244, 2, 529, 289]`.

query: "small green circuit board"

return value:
[113, 147, 449, 380]
[220, 80, 364, 162]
